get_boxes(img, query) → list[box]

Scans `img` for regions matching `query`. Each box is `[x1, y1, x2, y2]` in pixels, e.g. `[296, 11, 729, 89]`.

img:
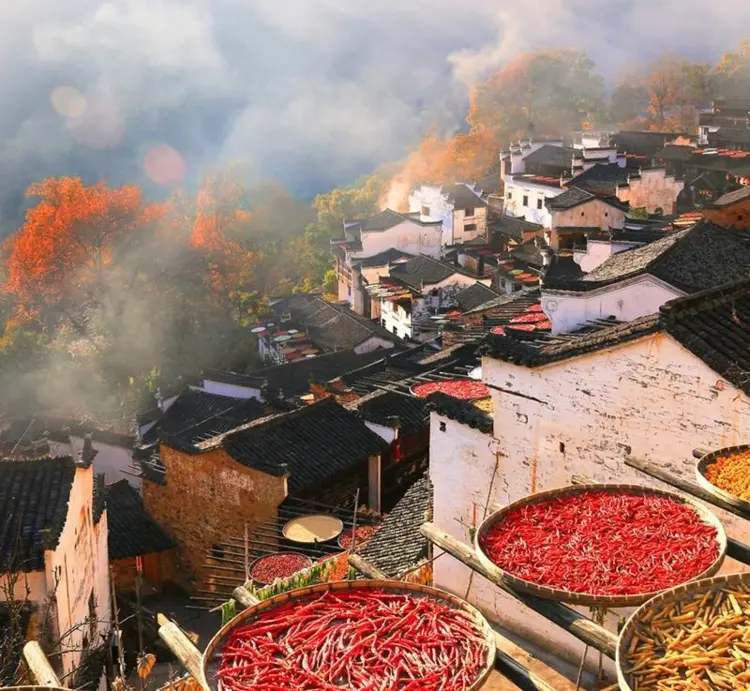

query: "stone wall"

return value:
[142, 446, 287, 592]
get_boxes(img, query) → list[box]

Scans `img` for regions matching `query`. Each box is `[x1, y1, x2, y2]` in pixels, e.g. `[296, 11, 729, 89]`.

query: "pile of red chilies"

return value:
[479, 490, 719, 596]
[216, 589, 487, 690]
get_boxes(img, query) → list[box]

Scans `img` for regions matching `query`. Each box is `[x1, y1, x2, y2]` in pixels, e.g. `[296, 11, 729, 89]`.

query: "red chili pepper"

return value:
[479, 489, 719, 597]
[412, 379, 489, 400]
[216, 589, 488, 690]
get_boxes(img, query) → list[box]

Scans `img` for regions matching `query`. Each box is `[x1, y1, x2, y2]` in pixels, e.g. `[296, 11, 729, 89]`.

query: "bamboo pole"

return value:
[157, 614, 207, 690]
[22, 641, 61, 687]
[419, 522, 618, 658]
[349, 554, 388, 580]
[626, 455, 750, 521]
[232, 587, 260, 610]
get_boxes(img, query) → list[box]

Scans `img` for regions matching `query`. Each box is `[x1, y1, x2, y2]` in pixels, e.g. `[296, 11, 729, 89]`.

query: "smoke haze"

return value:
[0, 0, 749, 233]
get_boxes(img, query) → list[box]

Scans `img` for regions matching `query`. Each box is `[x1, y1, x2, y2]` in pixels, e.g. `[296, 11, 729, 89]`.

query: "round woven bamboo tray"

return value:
[616, 571, 750, 691]
[474, 483, 727, 607]
[282, 514, 344, 543]
[248, 551, 313, 586]
[201, 579, 496, 691]
[696, 444, 750, 513]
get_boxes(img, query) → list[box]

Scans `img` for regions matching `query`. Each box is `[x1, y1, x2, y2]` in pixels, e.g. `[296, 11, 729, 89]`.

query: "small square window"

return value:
[421, 205, 430, 217]
[507, 191, 512, 200]
[465, 207, 474, 216]
[581, 211, 585, 216]
[523, 195, 529, 207]
[536, 198, 543, 210]
[465, 223, 477, 231]
[604, 212, 608, 217]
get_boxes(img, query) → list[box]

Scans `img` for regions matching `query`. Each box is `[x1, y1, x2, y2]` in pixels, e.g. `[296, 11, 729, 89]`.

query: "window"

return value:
[465, 223, 477, 231]
[522, 195, 529, 207]
[604, 212, 608, 218]
[421, 205, 430, 217]
[439, 421, 447, 432]
[537, 198, 543, 210]
[507, 191, 512, 200]
[581, 211, 585, 216]
[465, 207, 474, 217]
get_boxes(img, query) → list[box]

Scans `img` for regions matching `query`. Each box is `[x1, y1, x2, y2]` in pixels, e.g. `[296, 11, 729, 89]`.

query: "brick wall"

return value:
[142, 445, 287, 592]
[702, 199, 750, 230]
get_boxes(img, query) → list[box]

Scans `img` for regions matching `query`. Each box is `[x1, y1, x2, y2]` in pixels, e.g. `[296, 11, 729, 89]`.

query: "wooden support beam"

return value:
[625, 455, 750, 521]
[693, 448, 709, 460]
[349, 553, 388, 580]
[157, 615, 207, 690]
[23, 641, 61, 687]
[420, 522, 617, 658]
[232, 586, 260, 610]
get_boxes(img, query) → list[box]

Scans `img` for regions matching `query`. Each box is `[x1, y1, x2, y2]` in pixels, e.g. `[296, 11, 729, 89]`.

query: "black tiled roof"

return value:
[144, 390, 266, 446]
[137, 446, 165, 485]
[712, 186, 750, 207]
[654, 145, 696, 163]
[543, 255, 584, 283]
[441, 183, 487, 210]
[456, 283, 502, 311]
[106, 480, 175, 560]
[489, 215, 543, 242]
[219, 398, 389, 494]
[0, 456, 76, 572]
[389, 256, 456, 288]
[273, 294, 398, 351]
[708, 129, 750, 147]
[346, 209, 441, 233]
[426, 392, 493, 434]
[481, 314, 661, 367]
[248, 348, 396, 399]
[547, 187, 628, 212]
[201, 369, 265, 388]
[465, 287, 541, 314]
[358, 474, 433, 578]
[546, 222, 750, 294]
[348, 390, 429, 436]
[522, 145, 575, 169]
[612, 131, 686, 156]
[357, 248, 414, 268]
[566, 163, 632, 196]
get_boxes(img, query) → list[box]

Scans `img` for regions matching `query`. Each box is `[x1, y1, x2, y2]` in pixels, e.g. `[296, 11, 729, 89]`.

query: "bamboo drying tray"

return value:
[201, 579, 497, 691]
[696, 444, 750, 513]
[616, 571, 750, 691]
[282, 514, 344, 543]
[474, 483, 727, 607]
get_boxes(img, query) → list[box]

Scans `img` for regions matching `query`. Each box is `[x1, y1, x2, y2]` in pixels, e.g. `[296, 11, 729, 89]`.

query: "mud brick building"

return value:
[703, 186, 750, 230]
[141, 398, 388, 591]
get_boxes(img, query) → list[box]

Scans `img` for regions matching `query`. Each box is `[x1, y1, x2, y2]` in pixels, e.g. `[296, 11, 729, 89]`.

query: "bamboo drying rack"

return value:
[695, 444, 750, 514]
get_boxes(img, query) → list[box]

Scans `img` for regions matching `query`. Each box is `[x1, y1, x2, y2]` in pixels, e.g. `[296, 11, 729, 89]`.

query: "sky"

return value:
[0, 0, 748, 233]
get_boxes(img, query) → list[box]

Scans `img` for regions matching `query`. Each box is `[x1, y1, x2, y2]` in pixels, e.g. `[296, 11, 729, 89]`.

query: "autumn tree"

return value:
[468, 50, 605, 143]
[715, 39, 750, 98]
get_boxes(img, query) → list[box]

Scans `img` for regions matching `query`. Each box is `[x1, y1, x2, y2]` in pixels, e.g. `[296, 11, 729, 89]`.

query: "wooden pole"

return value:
[232, 586, 260, 611]
[22, 641, 61, 687]
[349, 554, 388, 580]
[419, 522, 618, 658]
[625, 455, 750, 521]
[109, 566, 126, 681]
[157, 614, 208, 690]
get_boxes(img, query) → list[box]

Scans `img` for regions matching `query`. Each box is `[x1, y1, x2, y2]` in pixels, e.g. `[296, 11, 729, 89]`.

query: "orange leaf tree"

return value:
[6, 177, 163, 314]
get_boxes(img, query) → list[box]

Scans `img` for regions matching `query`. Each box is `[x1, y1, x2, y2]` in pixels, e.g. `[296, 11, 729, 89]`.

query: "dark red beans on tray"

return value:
[250, 553, 312, 585]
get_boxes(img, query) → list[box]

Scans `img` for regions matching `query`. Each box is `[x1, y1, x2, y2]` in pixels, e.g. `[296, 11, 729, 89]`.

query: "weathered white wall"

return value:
[408, 186, 455, 246]
[365, 421, 397, 445]
[200, 380, 262, 401]
[352, 222, 443, 260]
[550, 199, 627, 240]
[380, 300, 412, 340]
[452, 207, 488, 246]
[433, 332, 750, 669]
[503, 181, 560, 226]
[46, 465, 110, 677]
[353, 335, 397, 354]
[541, 276, 684, 334]
[573, 240, 641, 273]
